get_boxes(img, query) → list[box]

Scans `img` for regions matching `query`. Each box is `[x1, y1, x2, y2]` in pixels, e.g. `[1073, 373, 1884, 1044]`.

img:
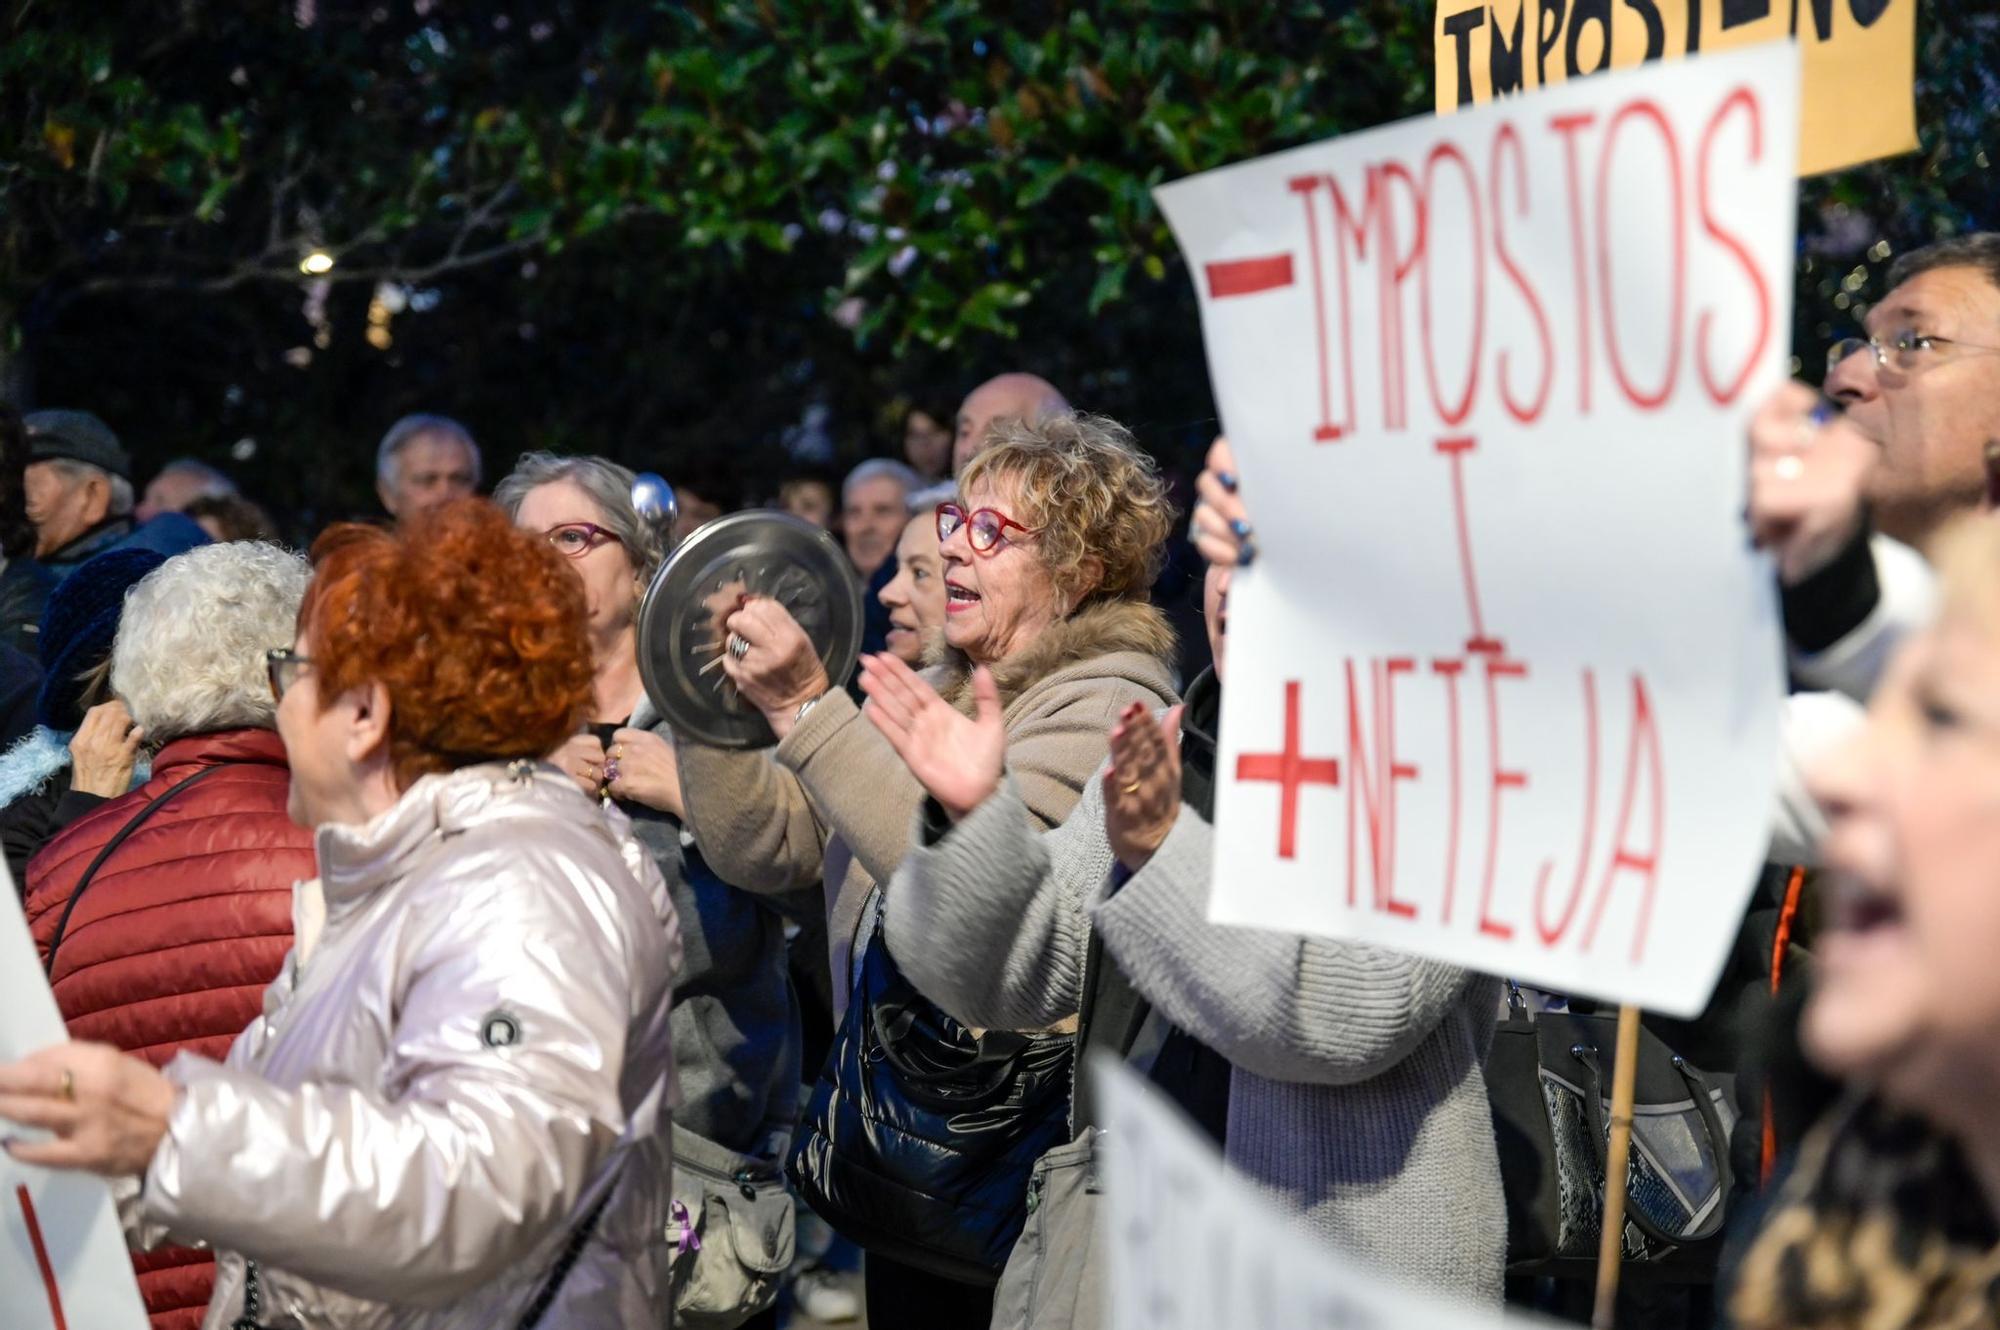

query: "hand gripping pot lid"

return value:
[636, 510, 863, 749]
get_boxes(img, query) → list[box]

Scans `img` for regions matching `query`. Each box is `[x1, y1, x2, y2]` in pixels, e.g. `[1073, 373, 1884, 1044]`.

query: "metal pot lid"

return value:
[636, 510, 864, 749]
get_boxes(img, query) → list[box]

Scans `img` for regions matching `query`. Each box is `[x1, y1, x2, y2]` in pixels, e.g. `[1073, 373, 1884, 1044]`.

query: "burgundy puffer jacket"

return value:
[26, 726, 313, 1330]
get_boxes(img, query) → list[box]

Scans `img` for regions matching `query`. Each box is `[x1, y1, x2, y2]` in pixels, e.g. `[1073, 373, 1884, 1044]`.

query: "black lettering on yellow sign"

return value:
[1432, 0, 1916, 175]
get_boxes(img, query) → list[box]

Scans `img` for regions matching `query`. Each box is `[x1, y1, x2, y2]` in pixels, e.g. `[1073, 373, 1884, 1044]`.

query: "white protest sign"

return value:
[1096, 1056, 1547, 1330]
[1156, 42, 1797, 1016]
[0, 867, 150, 1330]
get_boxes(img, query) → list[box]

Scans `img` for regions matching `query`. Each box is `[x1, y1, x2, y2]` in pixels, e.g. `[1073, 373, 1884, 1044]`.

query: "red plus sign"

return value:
[1235, 680, 1341, 860]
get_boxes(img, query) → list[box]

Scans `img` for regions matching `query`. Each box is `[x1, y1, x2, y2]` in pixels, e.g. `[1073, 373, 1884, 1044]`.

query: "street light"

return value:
[299, 250, 335, 275]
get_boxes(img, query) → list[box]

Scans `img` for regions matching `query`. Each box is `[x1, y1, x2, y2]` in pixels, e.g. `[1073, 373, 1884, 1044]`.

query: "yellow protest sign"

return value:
[1435, 0, 1917, 176]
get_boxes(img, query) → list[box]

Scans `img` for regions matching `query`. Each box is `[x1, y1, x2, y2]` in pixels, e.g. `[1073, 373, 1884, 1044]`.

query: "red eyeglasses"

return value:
[543, 522, 623, 559]
[936, 502, 1039, 554]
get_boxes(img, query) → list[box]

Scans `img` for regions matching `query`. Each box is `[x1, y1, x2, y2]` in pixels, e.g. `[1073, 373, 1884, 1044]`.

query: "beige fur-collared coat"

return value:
[675, 599, 1178, 1020]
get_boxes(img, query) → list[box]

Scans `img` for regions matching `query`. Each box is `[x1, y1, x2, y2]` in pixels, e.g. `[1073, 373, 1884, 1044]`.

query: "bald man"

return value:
[952, 372, 1070, 476]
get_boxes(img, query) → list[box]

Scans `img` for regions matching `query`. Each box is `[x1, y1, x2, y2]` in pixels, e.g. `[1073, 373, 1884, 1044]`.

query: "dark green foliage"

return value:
[0, 1, 1990, 522]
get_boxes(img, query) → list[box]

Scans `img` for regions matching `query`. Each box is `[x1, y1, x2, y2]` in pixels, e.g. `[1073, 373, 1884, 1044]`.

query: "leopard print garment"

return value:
[1731, 1095, 2000, 1330]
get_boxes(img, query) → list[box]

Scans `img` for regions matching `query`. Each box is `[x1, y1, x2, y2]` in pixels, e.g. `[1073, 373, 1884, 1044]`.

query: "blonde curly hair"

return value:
[959, 412, 1175, 609]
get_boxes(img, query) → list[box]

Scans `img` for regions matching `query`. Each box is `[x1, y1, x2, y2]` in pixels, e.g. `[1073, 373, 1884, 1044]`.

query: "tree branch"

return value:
[62, 220, 551, 299]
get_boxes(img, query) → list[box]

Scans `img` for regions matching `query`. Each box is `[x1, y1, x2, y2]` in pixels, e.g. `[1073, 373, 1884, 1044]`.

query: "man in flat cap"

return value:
[24, 410, 206, 579]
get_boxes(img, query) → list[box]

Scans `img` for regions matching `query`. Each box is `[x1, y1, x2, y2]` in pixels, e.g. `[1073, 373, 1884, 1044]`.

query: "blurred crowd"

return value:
[0, 234, 1998, 1330]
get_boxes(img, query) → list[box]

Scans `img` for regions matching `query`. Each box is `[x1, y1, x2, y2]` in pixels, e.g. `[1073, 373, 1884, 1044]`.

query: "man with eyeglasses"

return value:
[1744, 239, 2000, 867]
[1723, 239, 2000, 1208]
[1829, 234, 2000, 544]
[1749, 235, 2000, 720]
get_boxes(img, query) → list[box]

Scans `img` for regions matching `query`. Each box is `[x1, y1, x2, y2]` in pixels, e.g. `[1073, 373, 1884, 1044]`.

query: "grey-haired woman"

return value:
[495, 454, 801, 1324]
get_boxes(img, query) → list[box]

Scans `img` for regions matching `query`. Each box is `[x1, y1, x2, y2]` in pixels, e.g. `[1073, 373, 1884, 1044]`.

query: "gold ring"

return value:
[58, 1068, 75, 1102]
[1121, 780, 1143, 795]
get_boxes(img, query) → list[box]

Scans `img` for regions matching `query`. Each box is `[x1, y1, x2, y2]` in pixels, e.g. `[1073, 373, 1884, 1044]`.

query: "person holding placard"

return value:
[0, 500, 683, 1330]
[1749, 234, 2000, 719]
[868, 552, 1506, 1314]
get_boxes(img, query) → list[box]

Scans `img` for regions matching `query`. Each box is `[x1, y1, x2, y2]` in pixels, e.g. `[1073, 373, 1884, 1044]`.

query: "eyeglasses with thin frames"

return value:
[266, 647, 311, 703]
[936, 502, 1039, 555]
[1828, 330, 2000, 377]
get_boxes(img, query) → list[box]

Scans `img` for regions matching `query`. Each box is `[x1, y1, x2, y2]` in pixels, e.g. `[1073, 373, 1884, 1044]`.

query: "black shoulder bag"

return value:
[42, 763, 237, 976]
[1486, 984, 1737, 1280]
[788, 915, 1075, 1285]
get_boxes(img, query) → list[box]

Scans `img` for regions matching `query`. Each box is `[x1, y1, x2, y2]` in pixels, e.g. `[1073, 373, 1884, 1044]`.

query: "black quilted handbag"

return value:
[1486, 985, 1737, 1279]
[788, 919, 1075, 1286]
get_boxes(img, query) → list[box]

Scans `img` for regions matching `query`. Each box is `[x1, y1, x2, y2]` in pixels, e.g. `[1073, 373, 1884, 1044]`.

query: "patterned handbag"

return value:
[1486, 985, 1738, 1277]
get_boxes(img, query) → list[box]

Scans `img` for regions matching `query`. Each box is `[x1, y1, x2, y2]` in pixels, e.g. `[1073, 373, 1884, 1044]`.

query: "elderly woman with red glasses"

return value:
[677, 413, 1178, 1325]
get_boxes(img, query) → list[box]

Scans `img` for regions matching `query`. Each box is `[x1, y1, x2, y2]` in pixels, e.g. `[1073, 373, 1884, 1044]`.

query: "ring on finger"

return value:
[58, 1067, 75, 1102]
[727, 633, 751, 661]
[1121, 779, 1143, 795]
[1774, 455, 1806, 482]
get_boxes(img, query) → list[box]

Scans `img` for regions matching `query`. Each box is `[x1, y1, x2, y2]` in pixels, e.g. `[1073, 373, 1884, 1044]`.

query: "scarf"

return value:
[1731, 1095, 2000, 1330]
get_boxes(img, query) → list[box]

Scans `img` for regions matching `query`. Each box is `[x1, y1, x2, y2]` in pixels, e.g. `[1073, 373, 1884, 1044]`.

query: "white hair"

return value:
[842, 458, 922, 504]
[112, 542, 311, 744]
[907, 480, 955, 516]
[48, 459, 135, 517]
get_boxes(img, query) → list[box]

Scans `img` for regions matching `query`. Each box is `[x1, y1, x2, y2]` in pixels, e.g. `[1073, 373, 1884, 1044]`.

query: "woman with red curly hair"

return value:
[0, 499, 684, 1330]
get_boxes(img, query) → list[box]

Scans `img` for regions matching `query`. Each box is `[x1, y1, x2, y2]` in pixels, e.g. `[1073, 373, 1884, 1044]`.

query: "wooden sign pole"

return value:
[1592, 1005, 1643, 1330]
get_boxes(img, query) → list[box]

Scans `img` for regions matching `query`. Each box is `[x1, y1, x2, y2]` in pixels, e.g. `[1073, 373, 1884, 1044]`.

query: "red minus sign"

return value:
[1205, 254, 1295, 298]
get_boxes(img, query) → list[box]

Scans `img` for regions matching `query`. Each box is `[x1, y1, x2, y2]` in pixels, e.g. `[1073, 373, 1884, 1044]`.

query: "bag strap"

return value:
[515, 1181, 617, 1329]
[1672, 1055, 1737, 1219]
[1573, 1038, 1734, 1247]
[231, 1177, 618, 1330]
[857, 896, 1043, 1103]
[869, 999, 1032, 1098]
[43, 762, 239, 977]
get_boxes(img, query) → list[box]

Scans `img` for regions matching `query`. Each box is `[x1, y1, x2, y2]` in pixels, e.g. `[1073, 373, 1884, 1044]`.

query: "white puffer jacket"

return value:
[133, 761, 682, 1329]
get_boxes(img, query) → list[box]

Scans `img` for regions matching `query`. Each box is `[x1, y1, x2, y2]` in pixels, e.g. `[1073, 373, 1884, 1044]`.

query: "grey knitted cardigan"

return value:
[883, 770, 1506, 1304]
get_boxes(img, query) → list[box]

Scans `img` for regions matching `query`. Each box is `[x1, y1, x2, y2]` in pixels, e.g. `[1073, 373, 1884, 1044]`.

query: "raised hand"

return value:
[69, 700, 144, 798]
[1103, 702, 1184, 872]
[722, 596, 830, 738]
[606, 727, 684, 819]
[859, 652, 1005, 820]
[1189, 435, 1255, 569]
[550, 732, 608, 800]
[1747, 382, 1879, 586]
